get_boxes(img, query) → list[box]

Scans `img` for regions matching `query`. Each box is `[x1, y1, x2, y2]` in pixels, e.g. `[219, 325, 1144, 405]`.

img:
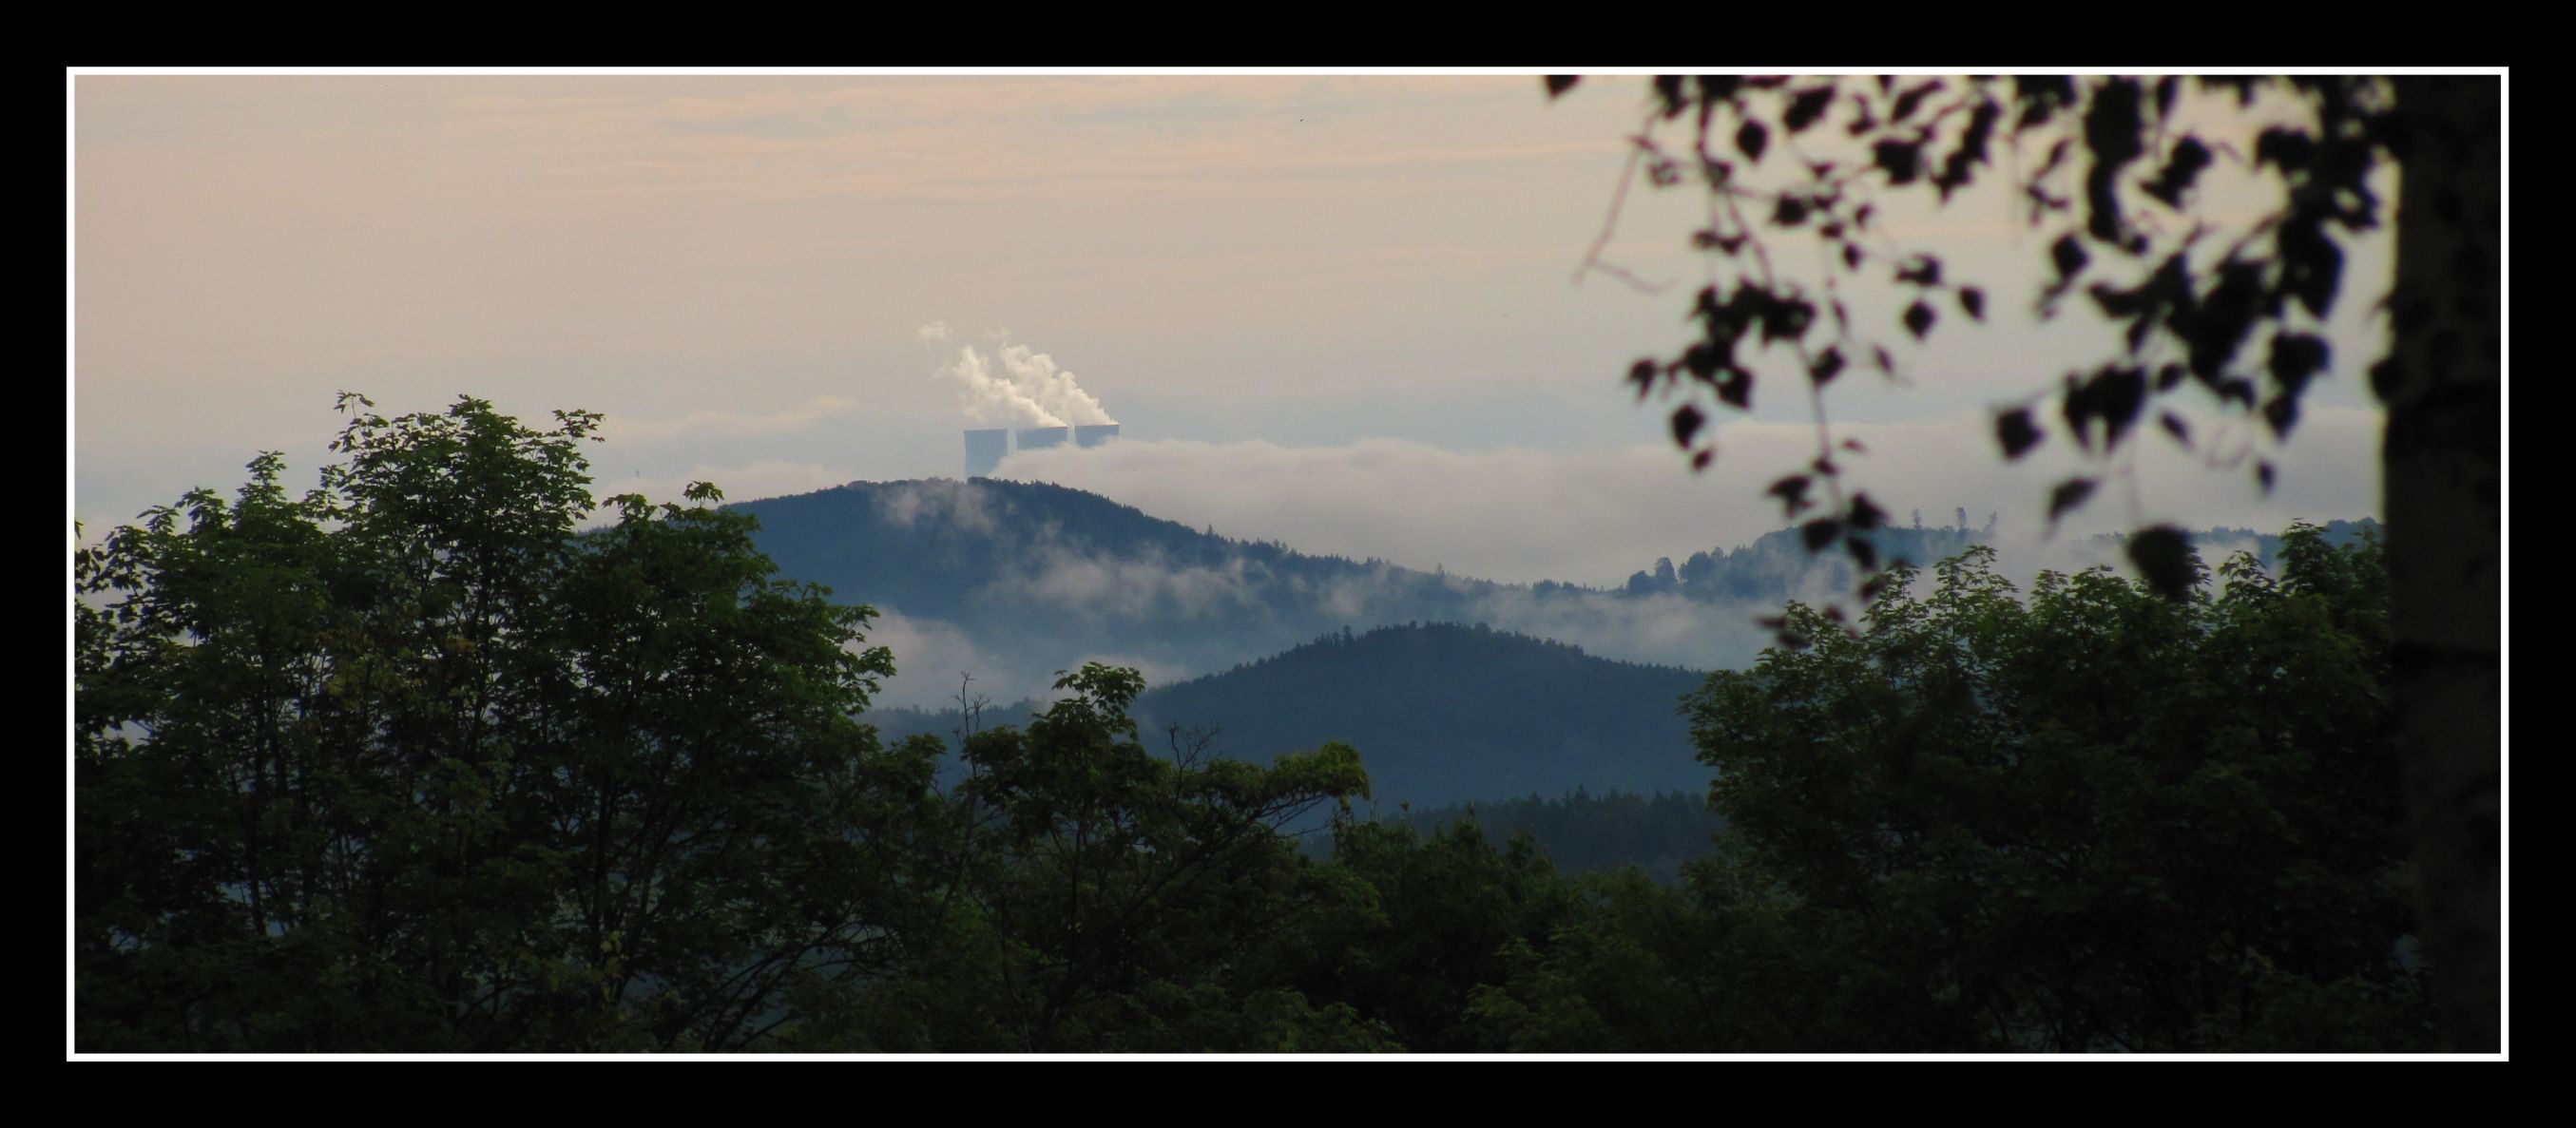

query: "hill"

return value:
[867, 621, 1713, 813]
[740, 478, 2378, 710]
[734, 478, 1768, 704]
[1135, 622, 1710, 809]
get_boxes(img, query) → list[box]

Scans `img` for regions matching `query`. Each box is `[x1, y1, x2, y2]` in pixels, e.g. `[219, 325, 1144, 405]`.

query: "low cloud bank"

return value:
[993, 406, 2381, 588]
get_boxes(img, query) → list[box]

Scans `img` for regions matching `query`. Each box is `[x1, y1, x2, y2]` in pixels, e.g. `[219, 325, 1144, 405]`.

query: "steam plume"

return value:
[936, 339, 1116, 429]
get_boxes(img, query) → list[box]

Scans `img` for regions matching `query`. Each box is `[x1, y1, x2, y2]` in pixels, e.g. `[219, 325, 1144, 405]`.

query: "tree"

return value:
[794, 663, 1382, 1052]
[1676, 529, 2429, 1050]
[74, 395, 928, 1051]
[1548, 73, 2498, 1051]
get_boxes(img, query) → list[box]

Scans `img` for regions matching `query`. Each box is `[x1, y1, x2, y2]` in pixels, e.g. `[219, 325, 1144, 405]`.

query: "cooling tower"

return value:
[1073, 424, 1121, 449]
[1015, 426, 1069, 451]
[963, 429, 1009, 478]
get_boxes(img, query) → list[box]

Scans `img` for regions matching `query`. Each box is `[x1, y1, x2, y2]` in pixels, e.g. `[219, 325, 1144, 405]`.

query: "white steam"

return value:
[936, 338, 1117, 429]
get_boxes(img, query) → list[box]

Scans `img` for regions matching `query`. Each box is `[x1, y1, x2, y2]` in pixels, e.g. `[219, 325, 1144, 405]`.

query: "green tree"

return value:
[1677, 528, 2428, 1050]
[1551, 73, 2498, 1050]
[1296, 816, 1582, 1051]
[74, 395, 925, 1051]
[796, 663, 1383, 1052]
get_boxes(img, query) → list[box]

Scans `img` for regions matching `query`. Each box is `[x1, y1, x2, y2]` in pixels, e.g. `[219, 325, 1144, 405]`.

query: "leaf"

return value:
[2081, 79, 2145, 243]
[1696, 75, 1742, 103]
[1903, 301, 1936, 340]
[1545, 75, 1581, 99]
[1935, 101, 2001, 200]
[2158, 411, 2192, 448]
[1848, 493, 1888, 529]
[2050, 234, 2088, 279]
[1874, 139, 1923, 185]
[1736, 120, 1768, 162]
[1784, 86, 1836, 133]
[2047, 478, 2096, 525]
[1809, 347, 1846, 387]
[1801, 518, 1843, 553]
[2127, 525, 2194, 600]
[1892, 80, 1942, 124]
[1692, 449, 1714, 471]
[1716, 371, 1751, 409]
[1682, 343, 1721, 379]
[2278, 216, 2344, 317]
[1996, 409, 2043, 460]
[1669, 404, 1705, 448]
[1774, 196, 1811, 226]
[1846, 535, 1879, 571]
[2262, 395, 2299, 439]
[2267, 333, 2332, 400]
[1768, 474, 1813, 515]
[2256, 460, 2277, 494]
[1626, 358, 1659, 400]
[2255, 127, 2316, 171]
[1654, 75, 1689, 119]
[2143, 135, 2213, 208]
[1958, 287, 1985, 321]
[2063, 365, 2150, 450]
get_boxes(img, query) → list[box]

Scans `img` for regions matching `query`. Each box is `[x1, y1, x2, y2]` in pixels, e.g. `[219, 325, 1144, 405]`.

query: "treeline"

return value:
[1136, 623, 1709, 808]
[870, 622, 1711, 813]
[1597, 517, 2385, 604]
[1380, 789, 1723, 888]
[74, 399, 2431, 1052]
[1591, 522, 1987, 602]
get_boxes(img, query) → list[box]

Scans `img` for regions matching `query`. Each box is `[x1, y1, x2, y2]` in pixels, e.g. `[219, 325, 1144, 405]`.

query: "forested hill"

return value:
[1387, 790, 1726, 888]
[1139, 623, 1709, 807]
[733, 479, 1572, 699]
[870, 621, 1714, 812]
[735, 478, 2379, 709]
[734, 478, 1505, 625]
[1601, 517, 2384, 602]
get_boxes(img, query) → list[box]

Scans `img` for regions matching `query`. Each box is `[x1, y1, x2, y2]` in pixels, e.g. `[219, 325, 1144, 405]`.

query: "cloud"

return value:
[603, 460, 851, 512]
[600, 394, 860, 445]
[874, 475, 998, 535]
[860, 608, 1009, 711]
[990, 409, 2383, 589]
[914, 320, 954, 342]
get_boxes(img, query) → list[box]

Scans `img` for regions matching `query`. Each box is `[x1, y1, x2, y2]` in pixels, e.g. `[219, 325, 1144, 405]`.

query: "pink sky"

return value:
[71, 72, 2393, 585]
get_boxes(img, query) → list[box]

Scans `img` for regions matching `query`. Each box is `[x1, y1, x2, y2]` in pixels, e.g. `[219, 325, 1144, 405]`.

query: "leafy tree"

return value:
[795, 663, 1383, 1052]
[1548, 73, 2498, 1050]
[1392, 789, 1724, 885]
[1295, 816, 1583, 1051]
[1674, 528, 2430, 1050]
[75, 395, 925, 1051]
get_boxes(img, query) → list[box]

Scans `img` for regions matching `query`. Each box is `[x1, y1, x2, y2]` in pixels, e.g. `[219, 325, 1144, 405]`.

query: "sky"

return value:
[71, 72, 2392, 589]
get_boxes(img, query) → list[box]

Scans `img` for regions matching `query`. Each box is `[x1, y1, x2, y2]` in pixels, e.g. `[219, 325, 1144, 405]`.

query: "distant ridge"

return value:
[868, 621, 1712, 812]
[734, 478, 2376, 710]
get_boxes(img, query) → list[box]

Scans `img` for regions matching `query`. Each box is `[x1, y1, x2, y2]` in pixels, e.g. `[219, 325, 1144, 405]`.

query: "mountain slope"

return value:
[869, 621, 1713, 812]
[735, 478, 1760, 704]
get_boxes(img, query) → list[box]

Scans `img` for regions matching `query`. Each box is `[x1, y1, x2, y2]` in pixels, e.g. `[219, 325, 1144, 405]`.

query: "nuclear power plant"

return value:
[962, 429, 1009, 478]
[963, 424, 1120, 478]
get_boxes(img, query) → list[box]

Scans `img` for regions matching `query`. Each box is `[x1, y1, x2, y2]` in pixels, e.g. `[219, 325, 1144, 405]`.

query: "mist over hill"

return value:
[737, 477, 2378, 709]
[736, 478, 1778, 706]
[871, 621, 1712, 812]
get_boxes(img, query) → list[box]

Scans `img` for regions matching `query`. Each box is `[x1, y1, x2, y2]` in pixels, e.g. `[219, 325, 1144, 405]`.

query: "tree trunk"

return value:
[2380, 75, 2503, 1054]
